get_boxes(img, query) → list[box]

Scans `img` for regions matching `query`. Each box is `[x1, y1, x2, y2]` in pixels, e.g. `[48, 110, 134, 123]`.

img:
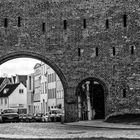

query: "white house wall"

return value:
[9, 83, 27, 108]
[48, 98, 57, 109]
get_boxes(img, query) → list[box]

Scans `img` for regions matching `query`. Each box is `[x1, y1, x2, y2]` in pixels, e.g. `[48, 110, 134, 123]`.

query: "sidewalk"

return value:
[1, 121, 140, 140]
[65, 120, 140, 130]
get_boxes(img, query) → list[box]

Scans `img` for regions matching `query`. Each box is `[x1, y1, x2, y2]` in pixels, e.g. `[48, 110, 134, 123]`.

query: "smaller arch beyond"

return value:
[76, 77, 108, 120]
[76, 77, 108, 96]
[0, 51, 68, 92]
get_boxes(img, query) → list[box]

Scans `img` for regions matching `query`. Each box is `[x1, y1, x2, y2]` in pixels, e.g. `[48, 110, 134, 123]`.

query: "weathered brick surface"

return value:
[0, 0, 140, 122]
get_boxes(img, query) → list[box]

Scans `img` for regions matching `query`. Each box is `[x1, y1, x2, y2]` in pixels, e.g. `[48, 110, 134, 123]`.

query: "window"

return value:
[54, 73, 56, 81]
[5, 98, 7, 105]
[45, 82, 47, 93]
[64, 20, 67, 30]
[50, 74, 52, 83]
[48, 75, 49, 83]
[19, 89, 24, 94]
[83, 19, 86, 29]
[3, 88, 9, 94]
[106, 19, 109, 29]
[54, 88, 56, 98]
[51, 74, 53, 82]
[52, 73, 54, 82]
[48, 89, 50, 99]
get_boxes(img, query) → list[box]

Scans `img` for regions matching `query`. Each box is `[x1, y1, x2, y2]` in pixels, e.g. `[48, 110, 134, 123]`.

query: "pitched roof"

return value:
[17, 75, 27, 87]
[34, 63, 41, 69]
[0, 78, 5, 85]
[8, 78, 12, 83]
[0, 83, 20, 97]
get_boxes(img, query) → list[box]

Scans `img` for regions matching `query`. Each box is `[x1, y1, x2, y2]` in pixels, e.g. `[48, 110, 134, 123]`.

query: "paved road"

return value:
[0, 122, 140, 139]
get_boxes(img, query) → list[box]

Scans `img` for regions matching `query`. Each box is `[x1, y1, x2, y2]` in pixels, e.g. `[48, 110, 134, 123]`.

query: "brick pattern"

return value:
[0, 0, 140, 122]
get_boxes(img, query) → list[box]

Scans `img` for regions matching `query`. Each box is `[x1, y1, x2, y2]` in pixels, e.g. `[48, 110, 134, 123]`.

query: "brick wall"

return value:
[0, 0, 140, 121]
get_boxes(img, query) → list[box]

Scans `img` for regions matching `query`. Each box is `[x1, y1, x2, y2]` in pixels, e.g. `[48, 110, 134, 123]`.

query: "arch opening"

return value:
[0, 51, 67, 120]
[76, 77, 107, 121]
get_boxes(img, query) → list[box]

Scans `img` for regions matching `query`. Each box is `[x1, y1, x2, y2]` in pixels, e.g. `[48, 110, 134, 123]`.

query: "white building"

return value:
[47, 66, 57, 111]
[40, 63, 48, 114]
[26, 73, 34, 114]
[33, 63, 41, 114]
[46, 64, 64, 111]
[0, 83, 27, 112]
[56, 75, 64, 110]
[31, 62, 64, 114]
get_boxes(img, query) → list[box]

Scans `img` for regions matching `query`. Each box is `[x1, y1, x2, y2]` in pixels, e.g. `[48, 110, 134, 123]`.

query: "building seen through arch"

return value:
[0, 59, 64, 115]
[27, 62, 64, 114]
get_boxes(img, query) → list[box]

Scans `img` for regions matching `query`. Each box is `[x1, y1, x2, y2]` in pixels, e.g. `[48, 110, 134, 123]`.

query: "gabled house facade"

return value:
[11, 75, 27, 87]
[0, 83, 27, 112]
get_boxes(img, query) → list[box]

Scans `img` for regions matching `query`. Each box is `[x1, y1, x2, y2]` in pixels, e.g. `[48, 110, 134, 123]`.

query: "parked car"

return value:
[42, 112, 50, 122]
[19, 114, 34, 122]
[26, 114, 34, 122]
[33, 113, 43, 122]
[1, 108, 19, 123]
[49, 109, 64, 122]
[19, 114, 28, 122]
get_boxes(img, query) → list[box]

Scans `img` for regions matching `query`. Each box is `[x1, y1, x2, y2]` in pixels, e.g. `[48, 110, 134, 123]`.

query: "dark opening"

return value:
[78, 48, 81, 57]
[123, 14, 127, 27]
[106, 19, 109, 29]
[131, 45, 134, 55]
[78, 79, 105, 120]
[96, 47, 98, 56]
[18, 16, 21, 27]
[4, 18, 8, 28]
[123, 88, 126, 98]
[42, 22, 46, 32]
[64, 20, 67, 30]
[83, 19, 86, 29]
[90, 81, 105, 119]
[113, 47, 115, 56]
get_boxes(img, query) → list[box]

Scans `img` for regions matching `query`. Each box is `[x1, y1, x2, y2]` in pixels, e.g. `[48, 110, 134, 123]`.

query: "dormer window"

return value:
[3, 88, 9, 94]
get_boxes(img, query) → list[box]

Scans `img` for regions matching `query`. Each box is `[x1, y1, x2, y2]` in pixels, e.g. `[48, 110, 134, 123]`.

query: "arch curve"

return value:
[0, 51, 68, 92]
[76, 77, 108, 96]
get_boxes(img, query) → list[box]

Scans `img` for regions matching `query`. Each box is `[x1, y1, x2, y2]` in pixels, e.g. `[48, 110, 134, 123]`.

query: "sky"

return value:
[0, 58, 41, 77]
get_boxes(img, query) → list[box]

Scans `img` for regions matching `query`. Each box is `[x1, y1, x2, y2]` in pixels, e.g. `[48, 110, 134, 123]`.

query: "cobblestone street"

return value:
[1, 122, 140, 139]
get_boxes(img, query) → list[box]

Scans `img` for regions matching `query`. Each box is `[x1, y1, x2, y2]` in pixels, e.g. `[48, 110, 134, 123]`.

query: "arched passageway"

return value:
[76, 77, 107, 121]
[0, 51, 68, 119]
